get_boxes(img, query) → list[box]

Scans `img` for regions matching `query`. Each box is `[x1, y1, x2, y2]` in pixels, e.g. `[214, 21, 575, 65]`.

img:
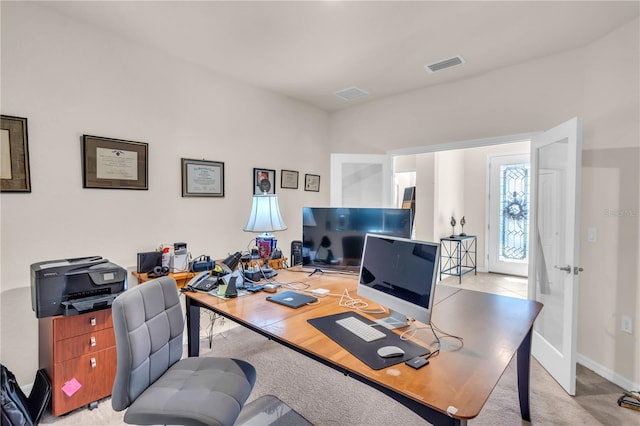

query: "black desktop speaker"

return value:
[291, 240, 303, 266]
[137, 251, 162, 274]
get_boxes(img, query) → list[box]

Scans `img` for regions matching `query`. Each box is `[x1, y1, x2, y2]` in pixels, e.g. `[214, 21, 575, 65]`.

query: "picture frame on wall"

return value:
[181, 158, 224, 197]
[1, 115, 31, 192]
[304, 174, 320, 192]
[280, 169, 299, 189]
[82, 135, 148, 190]
[254, 168, 276, 195]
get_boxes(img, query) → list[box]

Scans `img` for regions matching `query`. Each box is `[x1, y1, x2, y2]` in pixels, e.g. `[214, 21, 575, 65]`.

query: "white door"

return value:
[529, 117, 582, 395]
[330, 154, 392, 207]
[488, 154, 530, 276]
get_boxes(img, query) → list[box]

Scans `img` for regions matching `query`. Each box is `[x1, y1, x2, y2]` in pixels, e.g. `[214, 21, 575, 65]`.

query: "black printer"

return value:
[30, 256, 127, 318]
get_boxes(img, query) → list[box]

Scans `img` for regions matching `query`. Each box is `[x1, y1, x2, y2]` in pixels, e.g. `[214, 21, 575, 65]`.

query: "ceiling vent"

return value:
[334, 86, 369, 102]
[424, 55, 465, 73]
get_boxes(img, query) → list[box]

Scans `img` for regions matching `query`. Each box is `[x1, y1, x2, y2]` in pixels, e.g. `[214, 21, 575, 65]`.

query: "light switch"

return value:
[587, 227, 597, 242]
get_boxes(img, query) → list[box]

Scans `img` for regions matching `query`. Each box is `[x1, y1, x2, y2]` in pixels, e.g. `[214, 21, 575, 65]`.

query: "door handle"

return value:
[574, 267, 584, 275]
[554, 265, 571, 273]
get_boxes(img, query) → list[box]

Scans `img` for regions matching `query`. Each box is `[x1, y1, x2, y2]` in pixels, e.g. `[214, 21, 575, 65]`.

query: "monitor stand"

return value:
[308, 268, 324, 276]
[375, 309, 409, 330]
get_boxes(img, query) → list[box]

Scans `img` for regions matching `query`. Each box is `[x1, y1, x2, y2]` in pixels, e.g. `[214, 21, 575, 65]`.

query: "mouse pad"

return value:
[307, 311, 430, 370]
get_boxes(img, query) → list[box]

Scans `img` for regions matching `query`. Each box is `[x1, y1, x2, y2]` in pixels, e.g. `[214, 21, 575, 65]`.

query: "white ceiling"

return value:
[40, 1, 639, 112]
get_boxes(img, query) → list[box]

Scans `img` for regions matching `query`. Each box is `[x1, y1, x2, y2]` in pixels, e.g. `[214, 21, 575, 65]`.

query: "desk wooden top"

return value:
[133, 271, 196, 287]
[184, 268, 542, 420]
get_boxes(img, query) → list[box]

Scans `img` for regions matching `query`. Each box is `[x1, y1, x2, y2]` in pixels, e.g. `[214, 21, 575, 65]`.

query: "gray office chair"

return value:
[111, 276, 256, 426]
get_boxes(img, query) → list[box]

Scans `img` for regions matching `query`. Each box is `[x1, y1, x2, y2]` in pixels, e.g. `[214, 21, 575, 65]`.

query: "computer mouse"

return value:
[377, 345, 405, 358]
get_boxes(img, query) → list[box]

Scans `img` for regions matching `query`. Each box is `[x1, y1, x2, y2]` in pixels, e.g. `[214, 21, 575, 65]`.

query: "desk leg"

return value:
[186, 297, 200, 357]
[517, 328, 533, 421]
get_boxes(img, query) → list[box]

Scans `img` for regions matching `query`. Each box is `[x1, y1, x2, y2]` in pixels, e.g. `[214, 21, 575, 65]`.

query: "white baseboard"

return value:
[577, 353, 639, 391]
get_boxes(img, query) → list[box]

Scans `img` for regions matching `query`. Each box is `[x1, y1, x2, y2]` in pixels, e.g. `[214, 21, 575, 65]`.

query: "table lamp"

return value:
[243, 180, 287, 277]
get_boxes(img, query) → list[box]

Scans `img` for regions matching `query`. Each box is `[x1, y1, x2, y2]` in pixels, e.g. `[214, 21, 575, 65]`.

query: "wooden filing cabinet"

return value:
[38, 309, 116, 416]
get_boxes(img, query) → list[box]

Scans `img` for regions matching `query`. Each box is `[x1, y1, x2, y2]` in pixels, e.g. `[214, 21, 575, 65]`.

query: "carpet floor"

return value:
[40, 323, 639, 425]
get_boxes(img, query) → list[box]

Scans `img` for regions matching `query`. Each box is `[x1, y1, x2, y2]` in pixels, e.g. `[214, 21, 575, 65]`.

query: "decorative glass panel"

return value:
[499, 163, 529, 262]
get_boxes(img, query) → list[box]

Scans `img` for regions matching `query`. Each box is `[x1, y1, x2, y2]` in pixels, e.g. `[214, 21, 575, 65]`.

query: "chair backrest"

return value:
[111, 276, 184, 411]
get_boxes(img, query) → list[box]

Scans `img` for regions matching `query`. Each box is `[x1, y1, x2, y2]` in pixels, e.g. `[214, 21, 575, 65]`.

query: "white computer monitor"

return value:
[357, 233, 440, 329]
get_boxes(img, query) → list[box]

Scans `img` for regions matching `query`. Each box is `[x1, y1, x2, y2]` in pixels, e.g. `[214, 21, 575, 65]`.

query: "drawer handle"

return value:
[90, 317, 97, 326]
[90, 358, 97, 368]
[90, 336, 96, 347]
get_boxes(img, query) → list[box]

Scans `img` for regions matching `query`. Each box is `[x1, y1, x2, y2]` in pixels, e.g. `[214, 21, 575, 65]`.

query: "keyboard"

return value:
[335, 316, 386, 342]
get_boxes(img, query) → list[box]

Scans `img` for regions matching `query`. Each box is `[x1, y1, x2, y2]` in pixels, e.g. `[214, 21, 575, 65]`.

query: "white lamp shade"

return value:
[243, 194, 287, 232]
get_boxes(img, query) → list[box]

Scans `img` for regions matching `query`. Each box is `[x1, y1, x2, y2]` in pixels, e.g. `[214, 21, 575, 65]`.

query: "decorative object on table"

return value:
[82, 135, 148, 190]
[450, 216, 457, 237]
[244, 178, 287, 278]
[459, 216, 467, 236]
[181, 158, 224, 197]
[280, 169, 299, 189]
[253, 168, 275, 195]
[304, 174, 320, 192]
[1, 115, 31, 192]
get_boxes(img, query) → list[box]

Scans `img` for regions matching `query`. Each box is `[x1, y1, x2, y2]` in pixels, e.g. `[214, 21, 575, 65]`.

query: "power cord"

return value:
[338, 288, 386, 314]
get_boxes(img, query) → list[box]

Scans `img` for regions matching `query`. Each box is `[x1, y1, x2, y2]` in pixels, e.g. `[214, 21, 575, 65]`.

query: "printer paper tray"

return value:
[61, 293, 120, 316]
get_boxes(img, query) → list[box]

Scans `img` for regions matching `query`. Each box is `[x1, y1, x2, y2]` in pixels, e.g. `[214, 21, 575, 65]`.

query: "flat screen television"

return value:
[357, 233, 440, 329]
[302, 207, 412, 273]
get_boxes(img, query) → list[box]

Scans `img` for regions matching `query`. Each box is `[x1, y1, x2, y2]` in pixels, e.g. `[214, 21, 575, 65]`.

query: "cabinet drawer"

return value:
[53, 310, 113, 340]
[51, 347, 116, 416]
[54, 328, 115, 363]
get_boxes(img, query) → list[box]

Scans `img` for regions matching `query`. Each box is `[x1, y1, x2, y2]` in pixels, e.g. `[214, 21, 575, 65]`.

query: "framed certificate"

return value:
[1, 115, 31, 192]
[304, 174, 320, 192]
[181, 158, 224, 197]
[82, 135, 148, 190]
[280, 169, 299, 189]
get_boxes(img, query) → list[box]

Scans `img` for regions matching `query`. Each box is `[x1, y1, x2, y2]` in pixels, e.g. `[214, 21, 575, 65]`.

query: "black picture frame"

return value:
[305, 174, 320, 192]
[280, 169, 299, 189]
[1, 115, 31, 192]
[82, 135, 148, 190]
[253, 168, 276, 195]
[181, 158, 224, 197]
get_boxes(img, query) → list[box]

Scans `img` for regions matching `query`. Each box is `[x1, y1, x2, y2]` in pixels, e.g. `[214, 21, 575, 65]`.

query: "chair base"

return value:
[235, 395, 312, 426]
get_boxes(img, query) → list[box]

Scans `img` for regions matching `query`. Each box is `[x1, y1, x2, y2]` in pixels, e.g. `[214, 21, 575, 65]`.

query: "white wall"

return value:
[0, 2, 330, 384]
[330, 18, 640, 388]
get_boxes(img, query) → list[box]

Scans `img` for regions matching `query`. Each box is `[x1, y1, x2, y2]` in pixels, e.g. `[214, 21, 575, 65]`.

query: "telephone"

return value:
[185, 271, 219, 292]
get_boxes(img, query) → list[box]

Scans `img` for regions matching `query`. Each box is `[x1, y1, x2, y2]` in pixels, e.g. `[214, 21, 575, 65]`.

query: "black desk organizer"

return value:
[308, 311, 430, 370]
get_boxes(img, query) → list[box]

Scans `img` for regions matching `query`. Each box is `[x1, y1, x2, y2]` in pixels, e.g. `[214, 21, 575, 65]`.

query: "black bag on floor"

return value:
[1, 364, 50, 426]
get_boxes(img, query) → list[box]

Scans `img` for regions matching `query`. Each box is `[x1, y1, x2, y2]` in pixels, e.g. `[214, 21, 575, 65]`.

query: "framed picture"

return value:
[253, 168, 276, 195]
[82, 135, 148, 190]
[1, 115, 31, 192]
[181, 158, 224, 197]
[280, 169, 299, 189]
[305, 174, 320, 192]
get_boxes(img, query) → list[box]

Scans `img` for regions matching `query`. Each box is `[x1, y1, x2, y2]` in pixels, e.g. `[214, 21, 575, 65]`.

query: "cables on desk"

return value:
[338, 289, 386, 314]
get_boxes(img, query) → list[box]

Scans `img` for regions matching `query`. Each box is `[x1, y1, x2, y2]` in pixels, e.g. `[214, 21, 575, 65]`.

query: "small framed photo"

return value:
[181, 158, 224, 197]
[254, 168, 276, 195]
[1, 115, 31, 192]
[82, 135, 148, 190]
[280, 169, 299, 189]
[305, 174, 320, 192]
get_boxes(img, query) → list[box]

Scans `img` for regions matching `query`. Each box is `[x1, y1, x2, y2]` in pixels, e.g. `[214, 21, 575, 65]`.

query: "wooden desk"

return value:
[133, 271, 196, 288]
[184, 268, 542, 425]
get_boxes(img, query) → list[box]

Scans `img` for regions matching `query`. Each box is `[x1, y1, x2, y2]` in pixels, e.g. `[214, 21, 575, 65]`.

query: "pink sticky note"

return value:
[61, 378, 82, 397]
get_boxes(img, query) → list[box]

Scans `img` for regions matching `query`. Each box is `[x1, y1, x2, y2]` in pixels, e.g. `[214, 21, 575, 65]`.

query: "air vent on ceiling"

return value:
[334, 86, 369, 102]
[424, 55, 465, 73]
